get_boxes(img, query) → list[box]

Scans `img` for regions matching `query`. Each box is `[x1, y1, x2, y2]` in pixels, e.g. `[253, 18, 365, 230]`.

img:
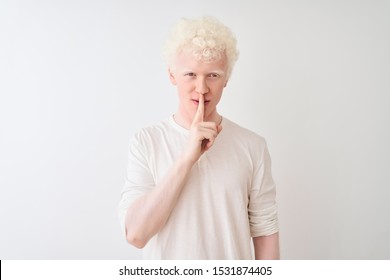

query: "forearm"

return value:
[253, 232, 280, 260]
[125, 156, 194, 248]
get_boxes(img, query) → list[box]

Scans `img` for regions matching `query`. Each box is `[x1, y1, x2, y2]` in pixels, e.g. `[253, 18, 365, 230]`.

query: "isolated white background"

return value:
[1, 0, 389, 259]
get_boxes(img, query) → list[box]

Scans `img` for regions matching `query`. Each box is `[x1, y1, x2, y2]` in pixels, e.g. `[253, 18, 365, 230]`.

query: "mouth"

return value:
[192, 99, 210, 105]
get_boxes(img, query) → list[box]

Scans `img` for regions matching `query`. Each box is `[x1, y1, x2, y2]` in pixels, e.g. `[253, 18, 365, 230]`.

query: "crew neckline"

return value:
[168, 115, 189, 134]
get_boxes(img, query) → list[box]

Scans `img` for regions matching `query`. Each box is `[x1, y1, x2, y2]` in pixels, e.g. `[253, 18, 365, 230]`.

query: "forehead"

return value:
[174, 50, 227, 72]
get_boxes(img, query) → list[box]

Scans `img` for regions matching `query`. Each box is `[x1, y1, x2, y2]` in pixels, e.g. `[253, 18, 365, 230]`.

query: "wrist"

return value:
[177, 153, 198, 169]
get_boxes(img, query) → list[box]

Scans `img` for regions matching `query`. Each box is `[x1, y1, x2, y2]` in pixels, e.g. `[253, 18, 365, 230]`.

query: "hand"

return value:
[182, 94, 222, 164]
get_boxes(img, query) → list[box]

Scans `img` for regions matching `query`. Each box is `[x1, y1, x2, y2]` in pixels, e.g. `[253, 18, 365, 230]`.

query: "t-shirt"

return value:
[118, 115, 278, 259]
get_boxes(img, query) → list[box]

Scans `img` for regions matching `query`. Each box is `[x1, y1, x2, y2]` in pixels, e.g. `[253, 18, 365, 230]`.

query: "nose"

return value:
[195, 77, 209, 95]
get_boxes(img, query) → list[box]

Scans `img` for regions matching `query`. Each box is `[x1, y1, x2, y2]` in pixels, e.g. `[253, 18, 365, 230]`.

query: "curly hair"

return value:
[163, 16, 239, 78]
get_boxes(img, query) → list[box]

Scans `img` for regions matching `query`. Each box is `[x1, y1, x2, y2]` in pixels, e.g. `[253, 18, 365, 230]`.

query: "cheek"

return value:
[211, 82, 225, 93]
[177, 83, 193, 98]
[178, 85, 189, 94]
[181, 82, 195, 92]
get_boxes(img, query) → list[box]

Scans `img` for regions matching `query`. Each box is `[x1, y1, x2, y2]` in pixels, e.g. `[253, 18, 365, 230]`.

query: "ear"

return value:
[168, 68, 177, 85]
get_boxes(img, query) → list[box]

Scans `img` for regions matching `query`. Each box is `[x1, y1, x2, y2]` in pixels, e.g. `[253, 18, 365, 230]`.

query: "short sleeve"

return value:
[248, 141, 279, 237]
[118, 133, 155, 236]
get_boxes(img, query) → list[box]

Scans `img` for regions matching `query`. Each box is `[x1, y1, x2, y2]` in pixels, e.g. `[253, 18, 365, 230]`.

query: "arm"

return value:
[253, 232, 280, 260]
[249, 140, 279, 259]
[124, 94, 222, 248]
[125, 156, 193, 248]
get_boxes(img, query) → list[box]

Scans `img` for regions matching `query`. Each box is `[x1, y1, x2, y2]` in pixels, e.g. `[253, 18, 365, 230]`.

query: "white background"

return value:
[1, 0, 389, 259]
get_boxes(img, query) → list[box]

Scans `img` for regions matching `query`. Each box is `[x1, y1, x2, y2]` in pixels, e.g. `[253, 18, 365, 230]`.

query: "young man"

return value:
[118, 16, 279, 259]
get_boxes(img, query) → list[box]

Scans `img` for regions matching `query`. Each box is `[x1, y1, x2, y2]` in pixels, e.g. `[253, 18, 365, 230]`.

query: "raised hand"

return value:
[183, 94, 222, 164]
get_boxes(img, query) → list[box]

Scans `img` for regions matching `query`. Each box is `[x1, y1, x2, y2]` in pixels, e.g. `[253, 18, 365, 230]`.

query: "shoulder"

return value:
[222, 117, 267, 149]
[131, 119, 166, 140]
[130, 117, 177, 146]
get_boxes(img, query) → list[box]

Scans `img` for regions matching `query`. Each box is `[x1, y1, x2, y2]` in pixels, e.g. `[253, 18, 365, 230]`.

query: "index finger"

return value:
[192, 94, 204, 125]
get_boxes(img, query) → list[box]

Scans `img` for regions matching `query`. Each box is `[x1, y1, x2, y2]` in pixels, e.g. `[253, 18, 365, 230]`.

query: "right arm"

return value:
[125, 155, 194, 248]
[124, 94, 222, 248]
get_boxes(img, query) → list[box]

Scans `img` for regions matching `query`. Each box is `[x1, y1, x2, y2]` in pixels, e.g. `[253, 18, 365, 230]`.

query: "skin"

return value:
[124, 49, 280, 259]
[169, 50, 227, 160]
[169, 49, 228, 130]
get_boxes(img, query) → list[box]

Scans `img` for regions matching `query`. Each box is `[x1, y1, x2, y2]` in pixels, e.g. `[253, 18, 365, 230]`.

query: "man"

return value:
[118, 16, 279, 259]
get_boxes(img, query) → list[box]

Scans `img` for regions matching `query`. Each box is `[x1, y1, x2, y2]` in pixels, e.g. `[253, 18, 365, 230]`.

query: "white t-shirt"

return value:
[118, 116, 278, 259]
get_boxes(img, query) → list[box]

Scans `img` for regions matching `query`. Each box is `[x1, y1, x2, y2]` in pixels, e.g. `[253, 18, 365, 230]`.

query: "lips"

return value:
[192, 99, 210, 104]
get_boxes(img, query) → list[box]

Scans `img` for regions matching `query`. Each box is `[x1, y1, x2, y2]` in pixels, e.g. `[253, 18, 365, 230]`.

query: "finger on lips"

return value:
[192, 94, 204, 126]
[190, 94, 221, 151]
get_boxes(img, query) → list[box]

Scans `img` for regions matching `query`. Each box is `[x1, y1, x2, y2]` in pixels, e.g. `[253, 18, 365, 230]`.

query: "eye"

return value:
[185, 72, 196, 77]
[208, 73, 220, 78]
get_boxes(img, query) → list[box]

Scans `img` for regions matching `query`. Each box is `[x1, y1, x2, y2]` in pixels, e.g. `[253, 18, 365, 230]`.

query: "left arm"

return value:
[253, 232, 280, 260]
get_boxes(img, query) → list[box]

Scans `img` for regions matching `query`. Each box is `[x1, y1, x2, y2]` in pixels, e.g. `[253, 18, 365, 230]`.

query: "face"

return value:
[169, 50, 228, 124]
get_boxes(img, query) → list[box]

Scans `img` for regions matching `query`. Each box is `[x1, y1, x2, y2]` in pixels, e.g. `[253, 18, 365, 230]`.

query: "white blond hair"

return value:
[163, 16, 239, 78]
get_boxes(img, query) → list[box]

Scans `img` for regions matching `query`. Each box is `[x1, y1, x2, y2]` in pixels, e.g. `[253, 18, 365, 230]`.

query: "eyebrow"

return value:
[210, 70, 225, 76]
[180, 69, 226, 75]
